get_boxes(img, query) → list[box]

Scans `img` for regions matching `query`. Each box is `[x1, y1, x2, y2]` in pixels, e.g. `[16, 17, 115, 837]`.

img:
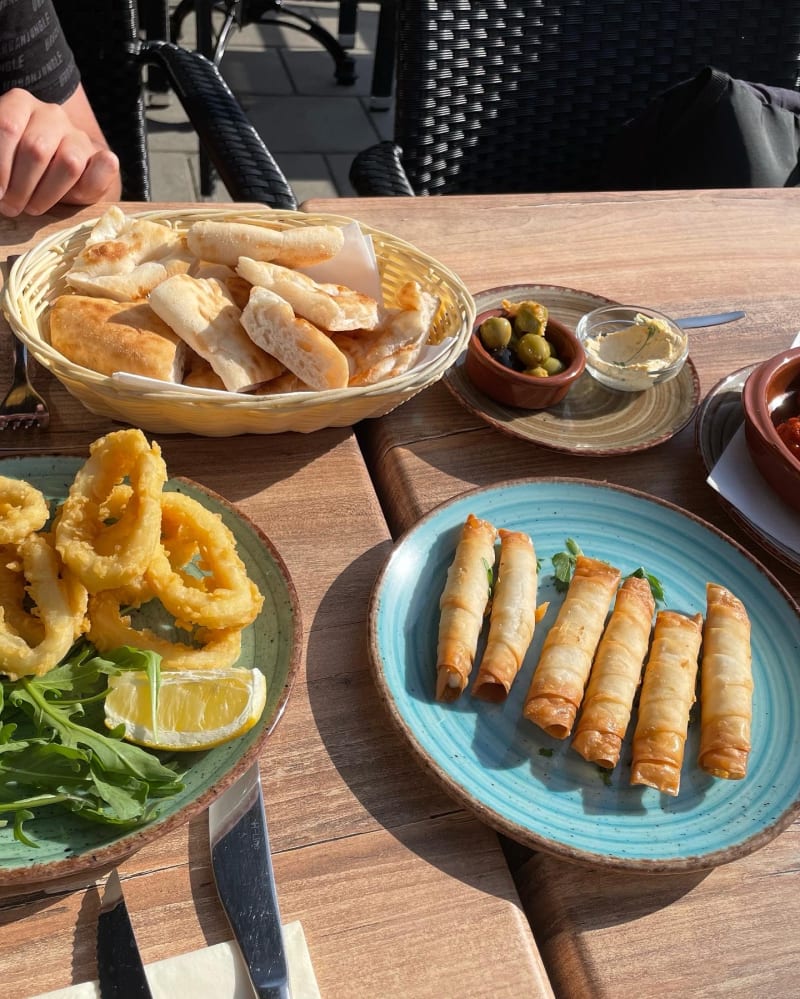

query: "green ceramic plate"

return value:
[0, 456, 301, 889]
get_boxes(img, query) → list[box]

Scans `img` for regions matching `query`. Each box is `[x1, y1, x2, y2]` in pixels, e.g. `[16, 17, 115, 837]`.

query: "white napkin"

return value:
[301, 221, 454, 372]
[706, 332, 800, 555]
[28, 921, 320, 999]
[300, 220, 382, 302]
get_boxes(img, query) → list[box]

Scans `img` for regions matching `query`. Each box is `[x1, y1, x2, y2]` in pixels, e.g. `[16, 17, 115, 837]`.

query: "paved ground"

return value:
[146, 2, 394, 205]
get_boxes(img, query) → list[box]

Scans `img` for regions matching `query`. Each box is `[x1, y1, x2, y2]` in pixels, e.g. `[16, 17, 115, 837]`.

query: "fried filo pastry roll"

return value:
[571, 575, 655, 768]
[523, 556, 621, 739]
[471, 529, 538, 703]
[435, 513, 497, 702]
[698, 583, 753, 780]
[630, 610, 703, 796]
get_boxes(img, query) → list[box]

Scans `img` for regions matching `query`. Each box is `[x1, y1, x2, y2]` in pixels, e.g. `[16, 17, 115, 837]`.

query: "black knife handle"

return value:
[212, 813, 289, 999]
[97, 901, 153, 999]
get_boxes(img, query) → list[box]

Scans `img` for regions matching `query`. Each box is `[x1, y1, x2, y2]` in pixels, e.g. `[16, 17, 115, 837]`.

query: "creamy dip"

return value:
[583, 313, 686, 391]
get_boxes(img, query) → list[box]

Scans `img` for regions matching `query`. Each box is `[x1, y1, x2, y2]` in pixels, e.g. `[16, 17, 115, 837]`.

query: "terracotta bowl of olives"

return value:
[465, 298, 586, 409]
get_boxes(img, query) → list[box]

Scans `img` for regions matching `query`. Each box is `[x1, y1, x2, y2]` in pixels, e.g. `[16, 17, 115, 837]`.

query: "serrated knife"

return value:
[209, 763, 290, 999]
[96, 869, 153, 998]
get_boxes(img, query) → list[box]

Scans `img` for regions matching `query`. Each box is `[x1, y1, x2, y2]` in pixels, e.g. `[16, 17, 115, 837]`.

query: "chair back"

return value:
[53, 0, 151, 200]
[391, 0, 800, 194]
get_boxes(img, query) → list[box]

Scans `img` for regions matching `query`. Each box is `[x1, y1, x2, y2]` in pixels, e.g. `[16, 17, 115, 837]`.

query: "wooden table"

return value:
[305, 189, 800, 998]
[0, 206, 552, 998]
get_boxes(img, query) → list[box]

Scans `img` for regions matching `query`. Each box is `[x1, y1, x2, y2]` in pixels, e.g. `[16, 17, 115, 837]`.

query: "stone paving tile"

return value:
[281, 48, 375, 96]
[278, 153, 341, 202]
[219, 48, 294, 97]
[148, 150, 200, 203]
[242, 93, 381, 155]
[326, 152, 359, 197]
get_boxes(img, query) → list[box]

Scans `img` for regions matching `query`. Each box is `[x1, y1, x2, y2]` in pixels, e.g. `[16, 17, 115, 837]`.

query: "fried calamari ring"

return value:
[145, 492, 263, 630]
[0, 544, 44, 646]
[0, 477, 49, 544]
[88, 590, 242, 670]
[0, 533, 89, 679]
[55, 428, 167, 593]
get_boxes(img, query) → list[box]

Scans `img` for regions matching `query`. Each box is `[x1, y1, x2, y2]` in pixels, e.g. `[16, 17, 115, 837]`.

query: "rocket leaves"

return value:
[0, 641, 184, 846]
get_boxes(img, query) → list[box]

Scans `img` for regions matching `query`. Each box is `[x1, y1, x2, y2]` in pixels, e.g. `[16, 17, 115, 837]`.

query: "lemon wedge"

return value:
[104, 668, 267, 751]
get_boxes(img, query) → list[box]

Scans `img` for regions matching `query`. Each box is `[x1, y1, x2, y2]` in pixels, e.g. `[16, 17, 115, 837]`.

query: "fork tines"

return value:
[0, 408, 50, 431]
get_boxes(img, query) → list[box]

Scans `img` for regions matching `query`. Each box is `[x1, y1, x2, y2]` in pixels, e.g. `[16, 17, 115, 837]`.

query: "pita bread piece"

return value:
[332, 281, 439, 386]
[182, 351, 227, 391]
[250, 371, 312, 395]
[65, 255, 193, 302]
[189, 260, 252, 309]
[48, 295, 188, 382]
[236, 257, 379, 332]
[240, 287, 349, 391]
[66, 207, 183, 279]
[149, 274, 285, 392]
[186, 220, 345, 268]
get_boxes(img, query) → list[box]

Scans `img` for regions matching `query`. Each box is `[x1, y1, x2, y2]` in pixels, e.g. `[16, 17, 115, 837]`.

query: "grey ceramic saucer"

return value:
[695, 364, 800, 574]
[444, 284, 700, 456]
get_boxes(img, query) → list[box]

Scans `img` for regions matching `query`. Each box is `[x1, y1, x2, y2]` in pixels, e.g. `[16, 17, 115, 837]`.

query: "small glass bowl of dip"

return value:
[575, 305, 689, 392]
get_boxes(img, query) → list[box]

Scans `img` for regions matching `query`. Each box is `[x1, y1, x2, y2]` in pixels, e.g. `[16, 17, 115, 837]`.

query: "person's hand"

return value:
[0, 87, 121, 216]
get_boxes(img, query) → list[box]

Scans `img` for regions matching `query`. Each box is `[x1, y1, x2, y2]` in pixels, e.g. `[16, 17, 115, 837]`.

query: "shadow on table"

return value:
[302, 541, 534, 902]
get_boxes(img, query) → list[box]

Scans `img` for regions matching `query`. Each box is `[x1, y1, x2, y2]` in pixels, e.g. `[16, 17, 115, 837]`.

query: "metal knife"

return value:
[675, 310, 746, 329]
[96, 869, 153, 999]
[209, 763, 290, 999]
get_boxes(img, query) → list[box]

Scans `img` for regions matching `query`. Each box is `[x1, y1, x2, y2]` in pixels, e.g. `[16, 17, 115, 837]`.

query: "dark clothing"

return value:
[601, 66, 800, 189]
[0, 0, 79, 104]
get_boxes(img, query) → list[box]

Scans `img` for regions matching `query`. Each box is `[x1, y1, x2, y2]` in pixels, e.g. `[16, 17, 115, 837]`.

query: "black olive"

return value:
[491, 347, 516, 369]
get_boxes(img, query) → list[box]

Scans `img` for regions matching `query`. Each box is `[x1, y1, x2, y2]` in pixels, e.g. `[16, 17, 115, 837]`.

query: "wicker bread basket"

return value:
[3, 207, 475, 435]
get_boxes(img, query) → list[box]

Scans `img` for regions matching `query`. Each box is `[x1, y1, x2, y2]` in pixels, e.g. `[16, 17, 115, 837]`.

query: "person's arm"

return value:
[0, 84, 121, 216]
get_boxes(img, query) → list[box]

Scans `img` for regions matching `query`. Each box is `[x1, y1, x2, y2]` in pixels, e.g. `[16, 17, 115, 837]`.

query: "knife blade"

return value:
[675, 310, 746, 329]
[209, 763, 290, 999]
[96, 869, 153, 999]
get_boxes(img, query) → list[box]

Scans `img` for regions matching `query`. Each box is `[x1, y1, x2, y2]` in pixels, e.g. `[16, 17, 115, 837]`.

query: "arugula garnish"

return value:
[481, 556, 495, 599]
[550, 540, 666, 604]
[551, 538, 583, 591]
[627, 566, 666, 604]
[0, 642, 184, 846]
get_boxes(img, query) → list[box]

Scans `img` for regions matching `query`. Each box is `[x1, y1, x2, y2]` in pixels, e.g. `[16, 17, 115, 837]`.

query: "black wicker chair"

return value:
[54, 0, 297, 208]
[350, 0, 800, 197]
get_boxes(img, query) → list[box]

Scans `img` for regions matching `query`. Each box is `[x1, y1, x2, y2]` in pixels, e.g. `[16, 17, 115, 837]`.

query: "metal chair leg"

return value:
[370, 1, 396, 110]
[338, 1, 357, 48]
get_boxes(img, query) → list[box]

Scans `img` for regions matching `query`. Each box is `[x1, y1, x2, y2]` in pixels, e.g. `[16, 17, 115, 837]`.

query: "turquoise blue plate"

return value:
[368, 478, 800, 871]
[0, 456, 301, 889]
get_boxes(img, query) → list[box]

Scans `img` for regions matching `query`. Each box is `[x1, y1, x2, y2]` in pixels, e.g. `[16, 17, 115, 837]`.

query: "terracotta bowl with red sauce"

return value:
[742, 346, 800, 512]
[465, 311, 585, 410]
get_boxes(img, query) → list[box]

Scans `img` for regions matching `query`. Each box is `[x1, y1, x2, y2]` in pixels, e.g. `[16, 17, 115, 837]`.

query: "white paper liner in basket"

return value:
[3, 208, 475, 435]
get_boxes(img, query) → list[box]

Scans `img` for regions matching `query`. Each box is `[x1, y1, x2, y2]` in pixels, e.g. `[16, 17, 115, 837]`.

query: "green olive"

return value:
[513, 301, 548, 335]
[527, 366, 550, 378]
[516, 333, 551, 368]
[543, 355, 566, 375]
[479, 315, 513, 350]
